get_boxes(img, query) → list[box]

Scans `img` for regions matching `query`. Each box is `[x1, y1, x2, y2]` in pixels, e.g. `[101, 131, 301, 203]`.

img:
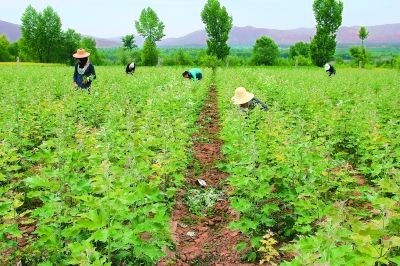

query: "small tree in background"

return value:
[122, 34, 137, 50]
[310, 0, 343, 66]
[141, 38, 158, 66]
[251, 36, 279, 66]
[349, 46, 369, 67]
[135, 7, 164, 66]
[0, 35, 12, 61]
[289, 42, 311, 59]
[359, 26, 369, 51]
[201, 0, 233, 61]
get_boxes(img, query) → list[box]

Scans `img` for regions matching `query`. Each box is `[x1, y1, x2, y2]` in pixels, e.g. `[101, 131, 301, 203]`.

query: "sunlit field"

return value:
[1, 65, 399, 265]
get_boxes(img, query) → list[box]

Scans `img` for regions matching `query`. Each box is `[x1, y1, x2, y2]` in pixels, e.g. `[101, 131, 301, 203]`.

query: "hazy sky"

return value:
[1, 0, 399, 38]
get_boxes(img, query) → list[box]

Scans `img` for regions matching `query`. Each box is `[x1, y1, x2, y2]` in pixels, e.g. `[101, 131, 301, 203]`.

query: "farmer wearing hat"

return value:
[324, 63, 336, 77]
[232, 87, 269, 112]
[126, 62, 136, 74]
[73, 48, 96, 93]
[182, 68, 203, 81]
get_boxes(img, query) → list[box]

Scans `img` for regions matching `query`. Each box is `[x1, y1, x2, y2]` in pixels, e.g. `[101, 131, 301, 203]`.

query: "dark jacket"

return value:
[73, 63, 96, 89]
[326, 64, 336, 76]
[126, 63, 136, 74]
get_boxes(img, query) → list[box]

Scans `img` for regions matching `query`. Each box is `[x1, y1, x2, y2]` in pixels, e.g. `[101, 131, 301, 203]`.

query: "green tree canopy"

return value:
[201, 0, 233, 60]
[251, 36, 279, 66]
[350, 46, 369, 67]
[80, 37, 103, 65]
[122, 34, 137, 50]
[359, 26, 369, 50]
[310, 0, 343, 66]
[141, 38, 159, 66]
[60, 29, 81, 65]
[0, 35, 12, 61]
[135, 7, 165, 43]
[289, 42, 311, 59]
[21, 5, 62, 62]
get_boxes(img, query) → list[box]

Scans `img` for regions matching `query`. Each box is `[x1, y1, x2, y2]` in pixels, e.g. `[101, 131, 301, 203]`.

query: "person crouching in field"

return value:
[73, 48, 96, 93]
[126, 62, 136, 74]
[232, 87, 269, 113]
[324, 63, 336, 77]
[182, 68, 203, 81]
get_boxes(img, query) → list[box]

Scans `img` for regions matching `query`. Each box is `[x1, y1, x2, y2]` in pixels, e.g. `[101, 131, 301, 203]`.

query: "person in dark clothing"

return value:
[73, 48, 96, 93]
[182, 68, 203, 81]
[126, 62, 136, 74]
[232, 87, 269, 112]
[324, 63, 336, 77]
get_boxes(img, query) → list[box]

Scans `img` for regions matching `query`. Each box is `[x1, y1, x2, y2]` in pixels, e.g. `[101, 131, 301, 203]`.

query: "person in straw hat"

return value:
[126, 62, 136, 74]
[232, 87, 268, 113]
[324, 63, 336, 77]
[72, 48, 96, 93]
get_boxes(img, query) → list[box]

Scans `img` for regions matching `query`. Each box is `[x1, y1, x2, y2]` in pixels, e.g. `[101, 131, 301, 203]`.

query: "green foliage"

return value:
[162, 49, 193, 66]
[198, 54, 223, 69]
[359, 26, 369, 49]
[135, 7, 165, 43]
[61, 29, 82, 65]
[184, 188, 222, 216]
[20, 5, 82, 64]
[80, 37, 103, 65]
[216, 67, 400, 264]
[293, 55, 313, 66]
[21, 5, 62, 63]
[0, 35, 12, 61]
[141, 39, 159, 66]
[251, 36, 279, 66]
[0, 66, 210, 265]
[289, 42, 311, 59]
[201, 0, 233, 60]
[350, 46, 370, 67]
[311, 0, 344, 66]
[122, 34, 137, 50]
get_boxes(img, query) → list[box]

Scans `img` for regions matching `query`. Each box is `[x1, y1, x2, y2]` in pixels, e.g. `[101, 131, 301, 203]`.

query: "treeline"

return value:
[1, 0, 400, 69]
[0, 5, 103, 65]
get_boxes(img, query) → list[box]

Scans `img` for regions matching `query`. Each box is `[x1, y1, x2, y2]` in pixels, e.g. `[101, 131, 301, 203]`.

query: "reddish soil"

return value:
[1, 218, 37, 264]
[158, 85, 255, 266]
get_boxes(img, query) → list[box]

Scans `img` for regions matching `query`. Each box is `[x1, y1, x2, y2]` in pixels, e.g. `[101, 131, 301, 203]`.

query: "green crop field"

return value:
[1, 65, 399, 265]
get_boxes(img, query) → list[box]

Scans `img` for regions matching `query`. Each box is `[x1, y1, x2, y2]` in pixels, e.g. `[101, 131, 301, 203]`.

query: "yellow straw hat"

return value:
[73, 48, 90, 58]
[232, 87, 254, 105]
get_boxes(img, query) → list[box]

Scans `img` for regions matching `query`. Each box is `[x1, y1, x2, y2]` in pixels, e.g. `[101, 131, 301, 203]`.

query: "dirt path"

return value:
[159, 84, 256, 266]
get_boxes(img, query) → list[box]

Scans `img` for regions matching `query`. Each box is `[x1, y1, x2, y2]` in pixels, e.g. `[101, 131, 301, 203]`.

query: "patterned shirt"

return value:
[73, 63, 96, 89]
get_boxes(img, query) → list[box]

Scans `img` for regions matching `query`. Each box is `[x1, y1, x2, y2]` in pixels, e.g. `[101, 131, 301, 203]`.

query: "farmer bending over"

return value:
[324, 63, 336, 77]
[182, 68, 203, 81]
[232, 87, 268, 112]
[73, 48, 96, 93]
[126, 62, 136, 74]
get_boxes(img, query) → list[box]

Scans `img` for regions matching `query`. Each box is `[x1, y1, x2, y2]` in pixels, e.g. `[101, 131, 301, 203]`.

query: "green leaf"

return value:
[231, 197, 252, 212]
[236, 242, 247, 252]
[90, 229, 109, 243]
[389, 256, 400, 265]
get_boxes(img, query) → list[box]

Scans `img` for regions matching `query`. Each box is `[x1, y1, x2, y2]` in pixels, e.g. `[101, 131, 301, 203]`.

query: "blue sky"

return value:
[1, 0, 399, 38]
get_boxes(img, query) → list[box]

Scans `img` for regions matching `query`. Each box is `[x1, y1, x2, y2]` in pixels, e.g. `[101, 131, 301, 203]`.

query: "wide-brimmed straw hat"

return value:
[73, 48, 90, 58]
[232, 87, 254, 105]
[324, 63, 331, 71]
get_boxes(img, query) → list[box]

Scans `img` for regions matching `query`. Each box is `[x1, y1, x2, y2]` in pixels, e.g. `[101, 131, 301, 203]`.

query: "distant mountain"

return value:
[157, 24, 400, 47]
[2, 19, 400, 48]
[0, 20, 20, 42]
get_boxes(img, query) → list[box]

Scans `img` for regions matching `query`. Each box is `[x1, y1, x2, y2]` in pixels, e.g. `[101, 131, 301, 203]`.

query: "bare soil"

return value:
[158, 85, 255, 266]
